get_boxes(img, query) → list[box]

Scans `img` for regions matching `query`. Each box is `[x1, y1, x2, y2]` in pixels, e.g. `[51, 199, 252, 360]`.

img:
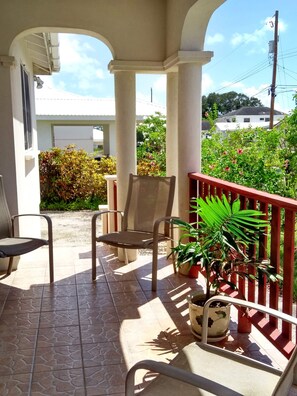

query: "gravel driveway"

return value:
[41, 210, 100, 246]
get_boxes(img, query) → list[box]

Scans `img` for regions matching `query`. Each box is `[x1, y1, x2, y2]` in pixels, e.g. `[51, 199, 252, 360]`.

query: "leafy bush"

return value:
[201, 126, 296, 199]
[137, 112, 166, 174]
[137, 155, 163, 176]
[39, 146, 116, 210]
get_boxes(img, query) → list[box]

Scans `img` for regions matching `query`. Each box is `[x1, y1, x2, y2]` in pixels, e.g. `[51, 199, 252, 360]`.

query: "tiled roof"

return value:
[35, 88, 166, 119]
[218, 106, 285, 120]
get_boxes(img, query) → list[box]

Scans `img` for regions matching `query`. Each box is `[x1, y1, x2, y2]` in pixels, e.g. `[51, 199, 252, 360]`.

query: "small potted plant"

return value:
[172, 194, 282, 341]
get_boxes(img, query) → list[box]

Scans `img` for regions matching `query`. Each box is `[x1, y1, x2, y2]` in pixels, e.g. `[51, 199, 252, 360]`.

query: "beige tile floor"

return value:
[0, 212, 294, 395]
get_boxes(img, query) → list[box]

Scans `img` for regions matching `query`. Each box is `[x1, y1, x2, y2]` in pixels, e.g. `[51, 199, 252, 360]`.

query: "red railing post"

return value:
[188, 172, 297, 356]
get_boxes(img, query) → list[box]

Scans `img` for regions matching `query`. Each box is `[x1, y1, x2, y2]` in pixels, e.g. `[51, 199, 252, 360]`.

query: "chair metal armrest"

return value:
[153, 216, 179, 238]
[125, 359, 238, 396]
[11, 213, 54, 282]
[201, 295, 297, 344]
[11, 213, 53, 242]
[91, 209, 124, 235]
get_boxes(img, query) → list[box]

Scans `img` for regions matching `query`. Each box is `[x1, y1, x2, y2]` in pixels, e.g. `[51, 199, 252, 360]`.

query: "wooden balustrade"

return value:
[189, 172, 297, 357]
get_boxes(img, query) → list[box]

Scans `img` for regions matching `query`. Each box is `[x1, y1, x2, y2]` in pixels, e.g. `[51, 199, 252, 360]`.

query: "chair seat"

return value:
[97, 231, 169, 249]
[0, 237, 48, 257]
[140, 342, 281, 395]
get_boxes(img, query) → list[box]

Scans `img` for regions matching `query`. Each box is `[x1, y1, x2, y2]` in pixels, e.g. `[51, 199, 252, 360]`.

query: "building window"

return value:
[265, 117, 270, 122]
[243, 118, 250, 122]
[21, 65, 32, 149]
[260, 117, 264, 121]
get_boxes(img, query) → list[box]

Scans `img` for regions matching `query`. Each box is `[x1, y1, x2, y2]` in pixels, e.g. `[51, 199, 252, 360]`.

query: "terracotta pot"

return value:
[178, 263, 201, 278]
[187, 291, 231, 342]
[188, 265, 200, 278]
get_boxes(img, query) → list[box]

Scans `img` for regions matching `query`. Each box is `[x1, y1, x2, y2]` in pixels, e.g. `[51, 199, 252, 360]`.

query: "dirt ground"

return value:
[41, 210, 100, 246]
[41, 210, 167, 254]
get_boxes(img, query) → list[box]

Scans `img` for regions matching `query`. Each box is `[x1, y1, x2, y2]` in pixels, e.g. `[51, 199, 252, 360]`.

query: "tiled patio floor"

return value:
[0, 214, 293, 395]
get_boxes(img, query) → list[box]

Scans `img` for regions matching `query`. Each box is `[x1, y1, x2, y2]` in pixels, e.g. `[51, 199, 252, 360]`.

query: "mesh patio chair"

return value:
[0, 175, 54, 282]
[92, 173, 176, 291]
[126, 295, 297, 395]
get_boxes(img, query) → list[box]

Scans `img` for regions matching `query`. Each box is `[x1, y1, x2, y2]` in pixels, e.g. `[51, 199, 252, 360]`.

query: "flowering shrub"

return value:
[39, 146, 116, 209]
[136, 112, 166, 175]
[202, 127, 295, 198]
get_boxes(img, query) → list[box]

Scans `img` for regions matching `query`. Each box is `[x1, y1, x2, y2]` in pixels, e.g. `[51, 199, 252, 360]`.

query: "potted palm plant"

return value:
[172, 195, 282, 341]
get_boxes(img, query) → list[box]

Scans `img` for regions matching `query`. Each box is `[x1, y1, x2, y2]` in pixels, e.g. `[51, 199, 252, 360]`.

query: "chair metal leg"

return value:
[6, 257, 14, 275]
[92, 237, 97, 280]
[170, 222, 177, 274]
[124, 249, 128, 265]
[47, 219, 54, 283]
[48, 243, 54, 283]
[91, 213, 99, 280]
[152, 242, 158, 292]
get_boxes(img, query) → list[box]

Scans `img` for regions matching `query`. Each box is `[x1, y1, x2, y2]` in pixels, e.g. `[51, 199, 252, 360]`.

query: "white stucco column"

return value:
[177, 56, 211, 222]
[0, 56, 18, 213]
[114, 71, 136, 210]
[114, 71, 137, 261]
[166, 71, 178, 216]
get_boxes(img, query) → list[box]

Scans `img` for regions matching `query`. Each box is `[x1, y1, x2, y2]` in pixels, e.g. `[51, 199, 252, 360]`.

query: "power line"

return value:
[213, 60, 270, 93]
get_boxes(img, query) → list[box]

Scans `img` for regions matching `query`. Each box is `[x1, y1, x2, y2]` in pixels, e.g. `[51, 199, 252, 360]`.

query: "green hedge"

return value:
[39, 146, 116, 210]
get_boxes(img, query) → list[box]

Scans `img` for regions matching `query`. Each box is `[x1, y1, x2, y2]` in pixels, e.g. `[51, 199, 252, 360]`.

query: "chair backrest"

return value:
[0, 175, 13, 239]
[123, 174, 176, 235]
[274, 345, 297, 395]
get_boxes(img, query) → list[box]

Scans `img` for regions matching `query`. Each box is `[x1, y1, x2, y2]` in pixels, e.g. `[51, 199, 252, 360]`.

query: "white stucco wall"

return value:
[233, 114, 285, 123]
[53, 125, 93, 152]
[37, 120, 53, 151]
[37, 119, 116, 156]
[8, 38, 42, 236]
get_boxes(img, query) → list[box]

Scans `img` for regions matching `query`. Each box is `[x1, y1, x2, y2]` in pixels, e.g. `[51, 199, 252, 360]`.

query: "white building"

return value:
[35, 88, 166, 155]
[216, 106, 286, 131]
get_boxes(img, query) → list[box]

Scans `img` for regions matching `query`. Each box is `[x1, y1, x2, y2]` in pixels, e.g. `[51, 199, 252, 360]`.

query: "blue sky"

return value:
[42, 0, 297, 113]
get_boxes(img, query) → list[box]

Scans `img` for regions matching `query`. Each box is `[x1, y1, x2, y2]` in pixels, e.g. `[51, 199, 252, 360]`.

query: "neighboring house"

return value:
[35, 88, 166, 155]
[217, 106, 286, 123]
[215, 106, 286, 132]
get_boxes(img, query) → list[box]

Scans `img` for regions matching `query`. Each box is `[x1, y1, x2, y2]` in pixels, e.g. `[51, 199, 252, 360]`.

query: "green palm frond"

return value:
[171, 194, 282, 299]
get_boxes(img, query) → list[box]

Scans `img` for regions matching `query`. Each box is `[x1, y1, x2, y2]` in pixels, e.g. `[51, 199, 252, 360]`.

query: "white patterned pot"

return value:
[188, 291, 231, 342]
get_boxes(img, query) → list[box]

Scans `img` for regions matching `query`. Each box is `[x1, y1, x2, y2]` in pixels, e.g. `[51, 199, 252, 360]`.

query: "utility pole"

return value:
[269, 10, 278, 129]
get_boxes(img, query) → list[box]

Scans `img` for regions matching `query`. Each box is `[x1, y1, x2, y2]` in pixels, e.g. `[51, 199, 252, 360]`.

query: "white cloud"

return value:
[152, 75, 166, 93]
[263, 16, 287, 33]
[243, 84, 271, 107]
[230, 15, 287, 49]
[206, 33, 224, 45]
[136, 91, 151, 102]
[95, 69, 104, 79]
[202, 73, 214, 94]
[231, 16, 287, 55]
[231, 28, 265, 46]
[55, 34, 108, 94]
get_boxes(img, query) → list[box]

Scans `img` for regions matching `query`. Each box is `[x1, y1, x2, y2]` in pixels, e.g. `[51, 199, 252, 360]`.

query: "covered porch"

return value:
[0, 171, 296, 394]
[0, 207, 292, 395]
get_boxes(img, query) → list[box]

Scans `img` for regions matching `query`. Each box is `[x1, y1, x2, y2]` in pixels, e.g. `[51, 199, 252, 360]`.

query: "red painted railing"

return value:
[189, 172, 297, 357]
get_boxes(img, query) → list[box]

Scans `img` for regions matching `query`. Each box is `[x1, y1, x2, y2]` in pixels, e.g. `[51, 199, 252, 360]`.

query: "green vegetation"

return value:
[39, 99, 297, 210]
[39, 145, 116, 210]
[202, 91, 263, 116]
[201, 100, 297, 200]
[136, 112, 166, 176]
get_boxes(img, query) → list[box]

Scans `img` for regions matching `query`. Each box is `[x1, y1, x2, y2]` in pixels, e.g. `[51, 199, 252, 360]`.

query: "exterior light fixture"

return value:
[33, 75, 44, 89]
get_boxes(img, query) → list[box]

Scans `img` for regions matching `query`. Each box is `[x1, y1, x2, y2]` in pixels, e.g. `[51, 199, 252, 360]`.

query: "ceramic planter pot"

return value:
[188, 291, 231, 342]
[178, 263, 201, 278]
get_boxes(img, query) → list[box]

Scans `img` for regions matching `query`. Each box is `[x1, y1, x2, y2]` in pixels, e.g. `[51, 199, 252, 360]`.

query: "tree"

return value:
[136, 112, 166, 175]
[202, 91, 263, 116]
